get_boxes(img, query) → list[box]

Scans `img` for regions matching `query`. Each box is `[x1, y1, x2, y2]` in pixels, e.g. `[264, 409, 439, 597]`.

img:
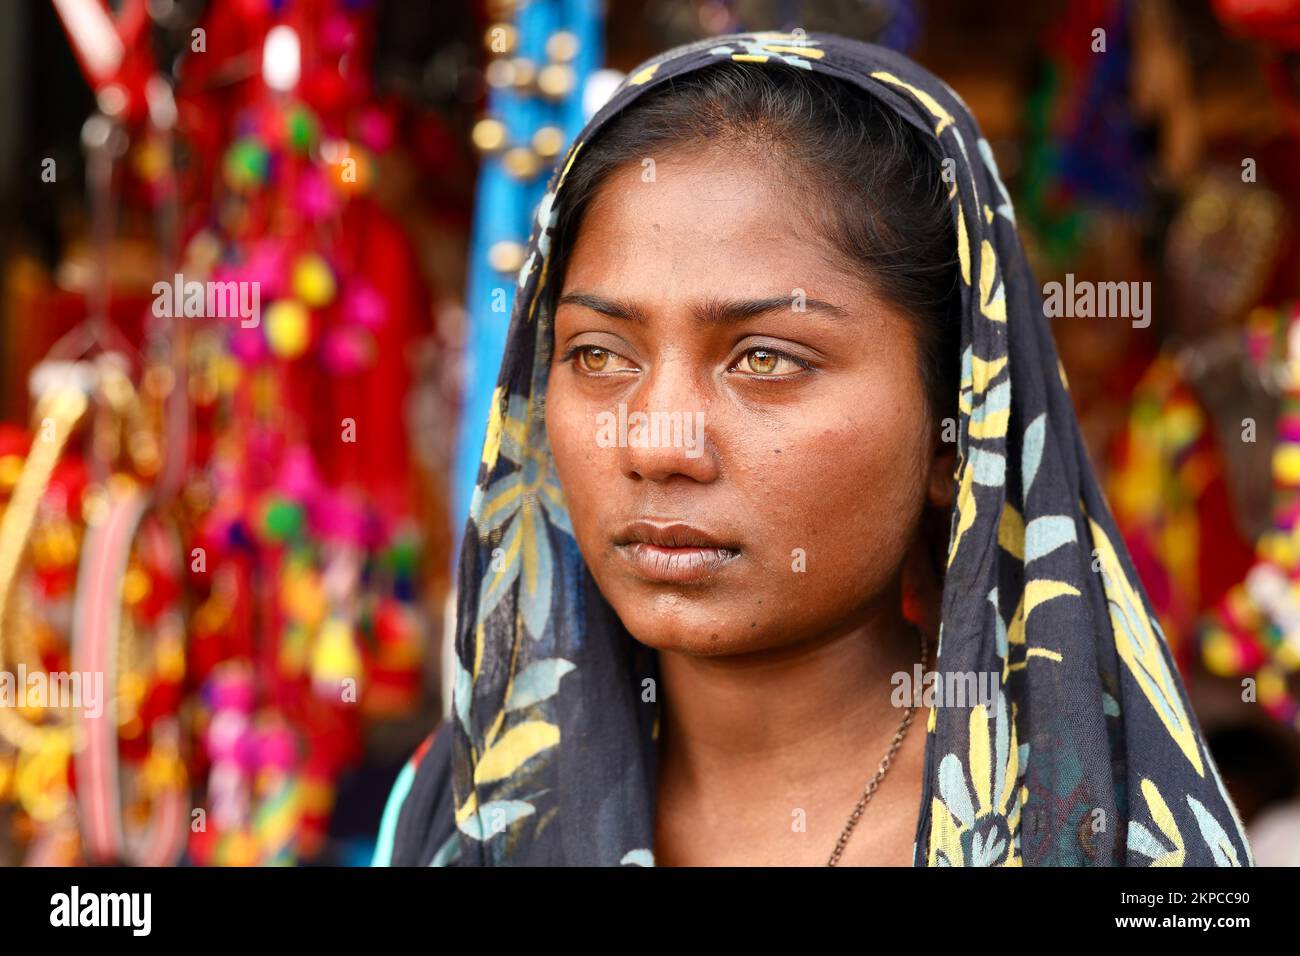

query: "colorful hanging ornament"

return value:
[1199, 303, 1300, 730]
[164, 1, 437, 866]
[290, 253, 336, 308]
[264, 300, 312, 359]
[223, 137, 271, 193]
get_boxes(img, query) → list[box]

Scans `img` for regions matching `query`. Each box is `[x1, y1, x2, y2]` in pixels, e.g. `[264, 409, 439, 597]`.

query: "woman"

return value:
[373, 31, 1253, 866]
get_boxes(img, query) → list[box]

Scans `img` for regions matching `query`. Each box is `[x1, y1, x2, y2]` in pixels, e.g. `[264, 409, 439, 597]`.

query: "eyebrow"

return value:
[556, 290, 850, 325]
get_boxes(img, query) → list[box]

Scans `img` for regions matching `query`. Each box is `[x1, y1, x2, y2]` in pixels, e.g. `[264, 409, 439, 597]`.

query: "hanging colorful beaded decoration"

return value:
[1199, 303, 1300, 731]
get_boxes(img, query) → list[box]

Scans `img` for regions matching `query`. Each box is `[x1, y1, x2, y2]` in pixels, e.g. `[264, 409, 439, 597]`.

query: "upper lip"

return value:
[615, 520, 736, 550]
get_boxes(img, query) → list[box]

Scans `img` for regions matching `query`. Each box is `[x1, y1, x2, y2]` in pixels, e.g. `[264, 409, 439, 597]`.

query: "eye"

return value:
[732, 347, 811, 377]
[578, 346, 611, 372]
[568, 345, 635, 374]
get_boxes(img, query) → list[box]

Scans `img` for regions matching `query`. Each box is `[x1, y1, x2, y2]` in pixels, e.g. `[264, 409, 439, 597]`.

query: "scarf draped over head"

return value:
[382, 31, 1254, 867]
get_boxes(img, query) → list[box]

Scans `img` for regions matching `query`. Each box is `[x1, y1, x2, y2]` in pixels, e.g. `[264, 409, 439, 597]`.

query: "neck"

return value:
[655, 586, 924, 794]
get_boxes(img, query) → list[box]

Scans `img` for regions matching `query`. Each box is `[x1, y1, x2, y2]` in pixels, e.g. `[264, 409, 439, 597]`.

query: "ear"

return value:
[926, 421, 957, 509]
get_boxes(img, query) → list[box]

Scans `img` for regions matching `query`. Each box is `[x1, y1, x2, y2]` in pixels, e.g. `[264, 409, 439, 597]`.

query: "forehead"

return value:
[558, 148, 865, 306]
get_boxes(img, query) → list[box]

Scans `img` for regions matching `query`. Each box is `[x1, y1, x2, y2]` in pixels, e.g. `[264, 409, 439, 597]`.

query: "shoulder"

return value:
[372, 723, 461, 866]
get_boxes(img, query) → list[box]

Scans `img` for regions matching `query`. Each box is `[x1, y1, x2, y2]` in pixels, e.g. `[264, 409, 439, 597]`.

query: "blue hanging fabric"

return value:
[453, 0, 604, 550]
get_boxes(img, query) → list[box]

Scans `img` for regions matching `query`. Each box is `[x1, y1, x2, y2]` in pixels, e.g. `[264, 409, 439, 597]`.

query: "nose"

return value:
[616, 360, 718, 484]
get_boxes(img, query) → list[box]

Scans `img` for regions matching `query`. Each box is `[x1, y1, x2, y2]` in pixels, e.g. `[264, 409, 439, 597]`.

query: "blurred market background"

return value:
[0, 0, 1299, 866]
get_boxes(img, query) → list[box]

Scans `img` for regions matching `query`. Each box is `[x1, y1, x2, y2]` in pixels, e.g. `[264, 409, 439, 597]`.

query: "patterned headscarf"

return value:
[379, 31, 1254, 867]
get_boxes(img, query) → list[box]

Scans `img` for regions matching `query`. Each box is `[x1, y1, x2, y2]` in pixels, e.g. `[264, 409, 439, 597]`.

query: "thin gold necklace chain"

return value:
[826, 624, 930, 867]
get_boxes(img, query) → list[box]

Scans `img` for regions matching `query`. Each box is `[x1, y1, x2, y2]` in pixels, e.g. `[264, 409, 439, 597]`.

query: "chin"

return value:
[622, 614, 773, 657]
[599, 578, 784, 657]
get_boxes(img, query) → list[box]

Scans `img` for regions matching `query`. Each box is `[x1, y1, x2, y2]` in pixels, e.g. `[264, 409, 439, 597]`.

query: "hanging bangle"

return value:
[72, 481, 188, 866]
[0, 387, 89, 754]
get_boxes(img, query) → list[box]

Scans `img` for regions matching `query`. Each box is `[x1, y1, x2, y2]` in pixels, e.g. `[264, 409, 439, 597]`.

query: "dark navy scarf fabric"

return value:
[375, 31, 1254, 867]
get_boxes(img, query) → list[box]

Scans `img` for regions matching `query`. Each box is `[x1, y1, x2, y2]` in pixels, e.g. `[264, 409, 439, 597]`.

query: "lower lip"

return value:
[616, 542, 740, 583]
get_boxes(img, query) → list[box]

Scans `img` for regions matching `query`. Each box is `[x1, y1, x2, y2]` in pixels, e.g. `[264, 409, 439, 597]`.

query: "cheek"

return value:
[545, 383, 615, 541]
[736, 373, 930, 606]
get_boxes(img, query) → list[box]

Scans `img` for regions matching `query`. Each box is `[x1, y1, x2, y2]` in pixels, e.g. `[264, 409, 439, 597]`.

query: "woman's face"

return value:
[546, 146, 954, 656]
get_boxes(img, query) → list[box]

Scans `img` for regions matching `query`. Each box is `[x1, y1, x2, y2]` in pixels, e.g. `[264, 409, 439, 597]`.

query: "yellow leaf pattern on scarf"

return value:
[971, 353, 1007, 396]
[979, 239, 1006, 323]
[998, 502, 1024, 560]
[628, 63, 659, 85]
[869, 71, 955, 135]
[474, 721, 561, 785]
[481, 385, 505, 472]
[1138, 778, 1186, 866]
[948, 461, 977, 570]
[957, 201, 970, 285]
[1089, 517, 1204, 777]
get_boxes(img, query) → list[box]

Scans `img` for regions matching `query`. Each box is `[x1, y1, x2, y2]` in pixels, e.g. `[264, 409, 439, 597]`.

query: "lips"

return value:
[614, 521, 740, 583]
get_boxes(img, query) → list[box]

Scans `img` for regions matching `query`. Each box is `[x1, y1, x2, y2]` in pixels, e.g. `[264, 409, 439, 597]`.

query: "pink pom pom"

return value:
[357, 107, 394, 153]
[341, 281, 387, 329]
[256, 724, 299, 773]
[296, 167, 338, 223]
[243, 241, 287, 299]
[319, 13, 355, 55]
[322, 326, 375, 375]
[207, 710, 251, 763]
[229, 323, 268, 363]
[313, 489, 370, 546]
[208, 669, 256, 714]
